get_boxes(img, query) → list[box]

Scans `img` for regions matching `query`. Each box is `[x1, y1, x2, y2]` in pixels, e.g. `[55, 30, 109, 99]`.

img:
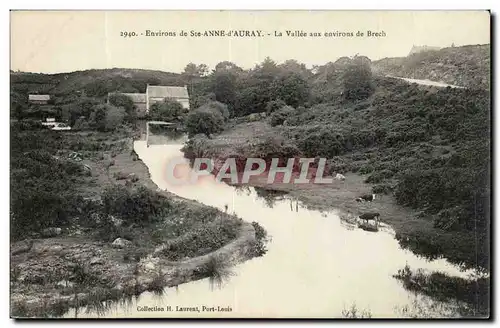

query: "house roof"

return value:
[29, 94, 50, 101]
[108, 92, 146, 103]
[147, 85, 189, 99]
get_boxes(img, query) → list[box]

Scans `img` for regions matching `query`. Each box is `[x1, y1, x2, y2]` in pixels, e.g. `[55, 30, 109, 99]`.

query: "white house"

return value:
[146, 85, 190, 111]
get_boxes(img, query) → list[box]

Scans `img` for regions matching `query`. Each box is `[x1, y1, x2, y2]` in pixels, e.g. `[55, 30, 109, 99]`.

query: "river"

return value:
[65, 139, 477, 318]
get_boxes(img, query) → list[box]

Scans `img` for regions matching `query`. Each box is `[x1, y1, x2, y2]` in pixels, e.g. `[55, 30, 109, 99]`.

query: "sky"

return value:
[10, 10, 491, 74]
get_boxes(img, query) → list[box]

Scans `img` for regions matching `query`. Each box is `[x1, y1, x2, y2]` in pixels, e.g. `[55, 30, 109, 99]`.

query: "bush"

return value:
[265, 99, 287, 114]
[10, 139, 88, 240]
[113, 171, 129, 180]
[11, 119, 45, 131]
[158, 219, 241, 260]
[270, 72, 310, 108]
[365, 169, 394, 183]
[108, 93, 136, 121]
[296, 127, 345, 158]
[185, 110, 224, 137]
[102, 185, 171, 225]
[269, 105, 295, 126]
[342, 56, 374, 101]
[197, 255, 234, 289]
[250, 221, 268, 257]
[358, 164, 374, 174]
[104, 106, 126, 131]
[198, 101, 230, 121]
[372, 184, 394, 195]
[149, 99, 186, 122]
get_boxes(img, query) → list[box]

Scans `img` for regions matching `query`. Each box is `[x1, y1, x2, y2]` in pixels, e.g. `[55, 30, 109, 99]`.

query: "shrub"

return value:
[265, 99, 287, 114]
[104, 106, 126, 131]
[342, 56, 374, 101]
[372, 184, 394, 195]
[365, 169, 394, 183]
[197, 255, 234, 289]
[10, 144, 87, 240]
[108, 93, 136, 121]
[198, 101, 230, 121]
[358, 164, 374, 175]
[113, 171, 128, 180]
[102, 185, 171, 225]
[269, 105, 295, 126]
[157, 219, 241, 260]
[149, 99, 186, 122]
[185, 110, 224, 137]
[11, 119, 44, 131]
[250, 221, 269, 257]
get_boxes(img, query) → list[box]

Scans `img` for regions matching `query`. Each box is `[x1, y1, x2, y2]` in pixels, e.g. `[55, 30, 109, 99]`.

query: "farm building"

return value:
[408, 45, 441, 55]
[107, 92, 148, 116]
[107, 85, 190, 116]
[146, 85, 190, 110]
[28, 94, 50, 105]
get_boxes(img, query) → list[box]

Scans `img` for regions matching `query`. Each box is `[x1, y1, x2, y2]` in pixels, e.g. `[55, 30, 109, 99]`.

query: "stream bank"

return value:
[10, 131, 260, 318]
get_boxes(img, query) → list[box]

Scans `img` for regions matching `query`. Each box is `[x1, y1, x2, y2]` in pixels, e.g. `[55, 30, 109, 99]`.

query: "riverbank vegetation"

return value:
[393, 265, 489, 317]
[10, 120, 265, 317]
[181, 52, 490, 273]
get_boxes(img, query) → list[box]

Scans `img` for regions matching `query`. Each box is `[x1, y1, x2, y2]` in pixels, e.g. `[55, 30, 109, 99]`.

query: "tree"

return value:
[64, 97, 101, 126]
[84, 79, 109, 98]
[183, 63, 209, 79]
[105, 106, 126, 131]
[198, 101, 230, 121]
[214, 61, 244, 74]
[108, 93, 136, 121]
[211, 71, 237, 111]
[10, 91, 28, 120]
[88, 104, 124, 131]
[185, 110, 224, 137]
[148, 99, 186, 122]
[342, 56, 374, 101]
[270, 72, 310, 108]
[279, 59, 311, 79]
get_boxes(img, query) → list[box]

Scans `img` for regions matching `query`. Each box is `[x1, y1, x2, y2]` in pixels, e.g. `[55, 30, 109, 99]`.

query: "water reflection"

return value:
[65, 140, 477, 318]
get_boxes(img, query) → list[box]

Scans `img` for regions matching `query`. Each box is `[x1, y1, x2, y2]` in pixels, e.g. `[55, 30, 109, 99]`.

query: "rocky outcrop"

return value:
[111, 238, 133, 249]
[41, 228, 62, 238]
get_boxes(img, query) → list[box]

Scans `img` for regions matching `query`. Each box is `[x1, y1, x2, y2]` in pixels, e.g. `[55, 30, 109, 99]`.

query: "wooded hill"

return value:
[372, 44, 490, 90]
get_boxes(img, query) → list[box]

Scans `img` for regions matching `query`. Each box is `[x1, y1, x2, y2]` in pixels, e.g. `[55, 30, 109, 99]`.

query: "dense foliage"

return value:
[185, 110, 224, 137]
[372, 44, 490, 90]
[280, 79, 490, 268]
[102, 185, 172, 225]
[10, 126, 87, 239]
[148, 99, 186, 122]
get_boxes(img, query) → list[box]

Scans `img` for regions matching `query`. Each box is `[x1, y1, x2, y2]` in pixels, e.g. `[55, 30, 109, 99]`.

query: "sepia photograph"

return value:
[9, 10, 491, 319]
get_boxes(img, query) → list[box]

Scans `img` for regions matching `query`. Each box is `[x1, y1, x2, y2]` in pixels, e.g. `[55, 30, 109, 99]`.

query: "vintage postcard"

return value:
[9, 10, 491, 319]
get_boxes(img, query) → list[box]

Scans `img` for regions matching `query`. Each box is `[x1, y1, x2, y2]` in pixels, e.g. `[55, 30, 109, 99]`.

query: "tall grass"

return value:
[198, 255, 235, 290]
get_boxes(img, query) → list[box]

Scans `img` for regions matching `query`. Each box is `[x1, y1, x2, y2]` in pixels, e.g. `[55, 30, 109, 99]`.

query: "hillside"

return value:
[10, 68, 184, 96]
[183, 76, 491, 270]
[372, 44, 490, 90]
